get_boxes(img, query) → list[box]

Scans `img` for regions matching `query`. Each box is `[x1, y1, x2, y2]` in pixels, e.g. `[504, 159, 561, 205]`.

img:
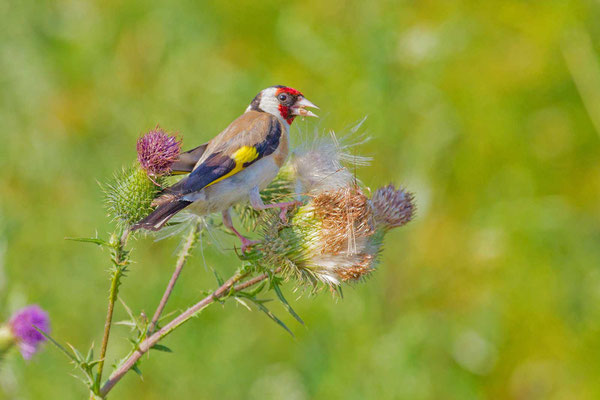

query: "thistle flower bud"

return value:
[0, 305, 50, 360]
[371, 184, 415, 230]
[104, 166, 161, 227]
[137, 127, 182, 176]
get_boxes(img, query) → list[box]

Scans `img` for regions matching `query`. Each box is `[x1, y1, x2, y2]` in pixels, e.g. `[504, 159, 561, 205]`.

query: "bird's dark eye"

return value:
[278, 93, 289, 102]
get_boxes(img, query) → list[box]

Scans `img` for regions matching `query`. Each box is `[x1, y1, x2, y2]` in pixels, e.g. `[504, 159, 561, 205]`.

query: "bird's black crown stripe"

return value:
[249, 91, 263, 112]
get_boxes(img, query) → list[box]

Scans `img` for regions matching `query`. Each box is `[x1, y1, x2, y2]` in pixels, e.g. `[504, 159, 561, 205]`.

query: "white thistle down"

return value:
[289, 117, 371, 196]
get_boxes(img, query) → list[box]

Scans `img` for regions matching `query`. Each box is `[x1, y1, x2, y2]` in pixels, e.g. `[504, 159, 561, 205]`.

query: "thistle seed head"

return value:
[256, 186, 380, 287]
[311, 186, 375, 254]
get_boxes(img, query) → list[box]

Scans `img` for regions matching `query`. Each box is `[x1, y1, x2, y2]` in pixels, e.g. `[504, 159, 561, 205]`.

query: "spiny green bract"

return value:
[104, 166, 163, 227]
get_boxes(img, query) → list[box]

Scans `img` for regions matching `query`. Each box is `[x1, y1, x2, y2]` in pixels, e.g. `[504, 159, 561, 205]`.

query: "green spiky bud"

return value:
[104, 166, 163, 227]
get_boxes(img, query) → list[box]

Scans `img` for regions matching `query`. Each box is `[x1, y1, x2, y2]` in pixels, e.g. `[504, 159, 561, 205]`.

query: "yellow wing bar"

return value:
[205, 146, 259, 188]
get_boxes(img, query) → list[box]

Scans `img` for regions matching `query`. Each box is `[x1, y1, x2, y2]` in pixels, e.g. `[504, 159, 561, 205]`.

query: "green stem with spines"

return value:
[94, 229, 130, 394]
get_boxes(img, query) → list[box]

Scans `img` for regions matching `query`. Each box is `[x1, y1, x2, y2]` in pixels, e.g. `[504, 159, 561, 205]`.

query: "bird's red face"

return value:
[247, 85, 319, 125]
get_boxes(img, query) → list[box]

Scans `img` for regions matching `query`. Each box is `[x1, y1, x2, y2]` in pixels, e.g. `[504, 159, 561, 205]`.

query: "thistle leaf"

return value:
[150, 344, 173, 353]
[212, 268, 224, 286]
[118, 297, 145, 334]
[114, 320, 137, 327]
[85, 343, 94, 363]
[65, 237, 108, 246]
[271, 280, 304, 325]
[34, 328, 78, 363]
[67, 343, 84, 363]
[255, 302, 294, 337]
[70, 372, 93, 387]
[131, 363, 143, 380]
[234, 297, 252, 311]
[86, 359, 101, 369]
[243, 281, 267, 298]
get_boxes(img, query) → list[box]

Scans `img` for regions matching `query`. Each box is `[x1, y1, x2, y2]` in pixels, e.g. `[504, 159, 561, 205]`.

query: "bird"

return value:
[132, 85, 319, 251]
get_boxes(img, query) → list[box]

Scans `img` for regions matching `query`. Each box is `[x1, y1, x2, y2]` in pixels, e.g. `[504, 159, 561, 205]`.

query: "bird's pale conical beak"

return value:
[292, 97, 319, 118]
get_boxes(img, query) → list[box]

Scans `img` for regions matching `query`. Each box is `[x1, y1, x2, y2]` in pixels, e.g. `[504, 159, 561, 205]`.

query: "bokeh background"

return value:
[1, 0, 600, 399]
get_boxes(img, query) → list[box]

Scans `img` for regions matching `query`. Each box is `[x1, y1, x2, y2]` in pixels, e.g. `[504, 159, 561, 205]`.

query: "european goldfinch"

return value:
[132, 85, 319, 250]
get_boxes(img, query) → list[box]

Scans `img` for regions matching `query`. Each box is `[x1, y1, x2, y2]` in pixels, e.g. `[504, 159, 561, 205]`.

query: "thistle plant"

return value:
[45, 123, 415, 398]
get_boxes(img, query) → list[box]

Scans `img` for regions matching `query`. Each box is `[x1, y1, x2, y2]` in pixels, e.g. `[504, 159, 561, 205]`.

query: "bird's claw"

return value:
[277, 201, 302, 223]
[240, 237, 260, 253]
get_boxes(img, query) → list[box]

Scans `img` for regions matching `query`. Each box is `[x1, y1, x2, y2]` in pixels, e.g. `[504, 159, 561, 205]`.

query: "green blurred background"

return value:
[1, 0, 600, 399]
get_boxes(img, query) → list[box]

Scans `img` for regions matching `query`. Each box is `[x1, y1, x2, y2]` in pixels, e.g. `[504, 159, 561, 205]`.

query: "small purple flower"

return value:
[137, 127, 182, 176]
[9, 305, 50, 360]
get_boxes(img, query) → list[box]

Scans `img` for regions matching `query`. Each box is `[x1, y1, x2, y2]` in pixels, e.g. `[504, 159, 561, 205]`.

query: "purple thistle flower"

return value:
[137, 127, 182, 176]
[9, 305, 50, 360]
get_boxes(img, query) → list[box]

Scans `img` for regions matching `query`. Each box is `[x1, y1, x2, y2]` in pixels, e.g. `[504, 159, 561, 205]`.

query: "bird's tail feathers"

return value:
[132, 199, 192, 231]
[151, 192, 180, 207]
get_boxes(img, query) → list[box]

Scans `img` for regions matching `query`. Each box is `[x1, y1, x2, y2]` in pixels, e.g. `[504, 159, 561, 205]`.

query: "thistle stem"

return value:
[99, 268, 278, 397]
[95, 230, 130, 393]
[148, 222, 201, 335]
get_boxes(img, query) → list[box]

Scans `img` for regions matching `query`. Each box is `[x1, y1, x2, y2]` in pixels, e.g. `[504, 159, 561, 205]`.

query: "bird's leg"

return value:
[249, 186, 301, 223]
[222, 209, 258, 252]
